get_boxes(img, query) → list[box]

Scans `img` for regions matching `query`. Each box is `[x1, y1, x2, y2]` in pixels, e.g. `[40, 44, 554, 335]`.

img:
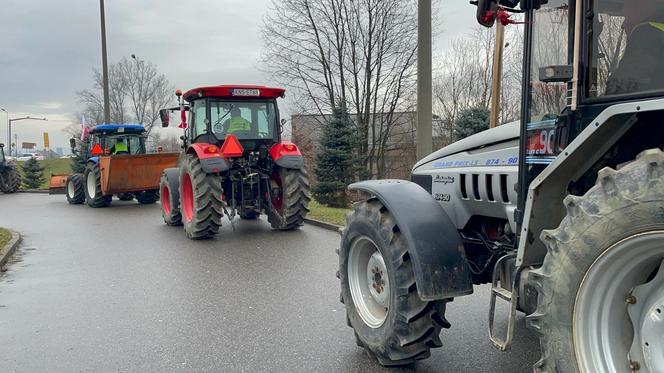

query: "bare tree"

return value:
[433, 23, 523, 145]
[76, 57, 172, 134]
[262, 0, 424, 178]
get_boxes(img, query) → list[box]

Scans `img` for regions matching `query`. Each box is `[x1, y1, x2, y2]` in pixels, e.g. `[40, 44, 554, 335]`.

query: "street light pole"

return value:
[99, 0, 111, 125]
[416, 0, 433, 160]
[0, 108, 8, 151]
[8, 116, 48, 157]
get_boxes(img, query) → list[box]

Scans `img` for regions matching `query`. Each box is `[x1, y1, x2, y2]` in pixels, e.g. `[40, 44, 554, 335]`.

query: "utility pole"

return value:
[99, 0, 111, 125]
[490, 21, 505, 128]
[416, 0, 432, 160]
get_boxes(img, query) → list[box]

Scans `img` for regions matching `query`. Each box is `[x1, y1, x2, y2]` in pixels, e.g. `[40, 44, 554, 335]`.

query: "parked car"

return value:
[17, 153, 45, 161]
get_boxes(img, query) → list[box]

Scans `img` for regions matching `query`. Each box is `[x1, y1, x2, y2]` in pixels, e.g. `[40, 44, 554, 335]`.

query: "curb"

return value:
[0, 230, 21, 269]
[18, 190, 49, 194]
[304, 218, 343, 234]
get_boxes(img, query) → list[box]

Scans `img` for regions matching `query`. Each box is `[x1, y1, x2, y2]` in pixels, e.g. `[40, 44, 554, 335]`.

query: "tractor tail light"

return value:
[204, 145, 219, 154]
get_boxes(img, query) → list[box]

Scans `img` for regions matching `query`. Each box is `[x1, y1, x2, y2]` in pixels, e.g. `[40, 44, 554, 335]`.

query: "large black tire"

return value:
[180, 154, 223, 239]
[84, 163, 111, 208]
[160, 168, 182, 226]
[339, 197, 451, 366]
[66, 174, 85, 204]
[267, 167, 310, 230]
[0, 165, 20, 193]
[135, 190, 159, 204]
[527, 149, 664, 372]
[117, 193, 134, 201]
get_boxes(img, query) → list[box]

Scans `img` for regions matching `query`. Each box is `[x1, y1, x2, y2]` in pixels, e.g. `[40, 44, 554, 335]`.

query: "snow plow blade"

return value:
[48, 174, 70, 195]
[99, 153, 179, 195]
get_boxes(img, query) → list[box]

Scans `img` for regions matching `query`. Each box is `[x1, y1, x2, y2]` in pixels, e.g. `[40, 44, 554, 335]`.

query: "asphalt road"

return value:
[0, 193, 539, 372]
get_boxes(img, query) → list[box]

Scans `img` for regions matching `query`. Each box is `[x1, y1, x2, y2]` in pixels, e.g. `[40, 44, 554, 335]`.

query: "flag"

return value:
[80, 115, 89, 141]
[178, 106, 188, 129]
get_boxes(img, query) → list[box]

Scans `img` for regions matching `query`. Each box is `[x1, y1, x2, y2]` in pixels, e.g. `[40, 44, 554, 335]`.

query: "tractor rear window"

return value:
[210, 100, 276, 140]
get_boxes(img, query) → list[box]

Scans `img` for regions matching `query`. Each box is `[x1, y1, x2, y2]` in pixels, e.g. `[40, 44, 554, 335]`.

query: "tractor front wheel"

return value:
[339, 198, 451, 366]
[66, 174, 85, 204]
[117, 193, 134, 201]
[267, 167, 310, 230]
[160, 168, 182, 226]
[528, 149, 664, 373]
[135, 190, 159, 204]
[179, 154, 223, 239]
[84, 163, 111, 208]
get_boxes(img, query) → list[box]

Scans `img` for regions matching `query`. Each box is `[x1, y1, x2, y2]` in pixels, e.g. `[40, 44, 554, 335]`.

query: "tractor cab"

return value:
[87, 124, 147, 156]
[162, 85, 285, 155]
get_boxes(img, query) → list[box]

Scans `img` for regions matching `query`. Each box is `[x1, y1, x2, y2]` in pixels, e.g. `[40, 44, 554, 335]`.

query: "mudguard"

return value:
[349, 179, 473, 300]
[269, 142, 304, 169]
[186, 143, 230, 173]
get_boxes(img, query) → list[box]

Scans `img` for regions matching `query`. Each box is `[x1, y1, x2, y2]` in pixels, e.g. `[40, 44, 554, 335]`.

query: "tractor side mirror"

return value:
[0, 143, 4, 148]
[159, 109, 170, 128]
[474, 0, 499, 27]
[69, 137, 77, 150]
[280, 119, 287, 131]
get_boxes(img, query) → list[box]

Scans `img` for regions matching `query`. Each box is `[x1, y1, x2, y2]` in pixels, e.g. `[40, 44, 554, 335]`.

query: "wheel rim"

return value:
[86, 171, 96, 197]
[161, 185, 171, 215]
[181, 173, 194, 222]
[67, 180, 75, 198]
[574, 231, 664, 373]
[348, 236, 389, 328]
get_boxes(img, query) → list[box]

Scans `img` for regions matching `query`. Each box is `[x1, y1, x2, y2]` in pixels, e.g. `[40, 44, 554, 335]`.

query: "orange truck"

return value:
[49, 124, 178, 207]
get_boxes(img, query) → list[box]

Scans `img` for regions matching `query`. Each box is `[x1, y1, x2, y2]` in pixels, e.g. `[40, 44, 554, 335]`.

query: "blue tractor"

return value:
[52, 124, 178, 208]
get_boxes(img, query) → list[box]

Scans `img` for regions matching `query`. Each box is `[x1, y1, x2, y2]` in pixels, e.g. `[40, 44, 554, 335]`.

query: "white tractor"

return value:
[338, 0, 664, 371]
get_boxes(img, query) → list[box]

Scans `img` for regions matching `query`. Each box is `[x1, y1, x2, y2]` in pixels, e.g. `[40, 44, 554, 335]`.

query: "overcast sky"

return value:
[0, 0, 475, 151]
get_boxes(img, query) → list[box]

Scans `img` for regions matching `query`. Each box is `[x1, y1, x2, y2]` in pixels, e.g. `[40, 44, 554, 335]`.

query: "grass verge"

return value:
[16, 158, 71, 190]
[307, 200, 350, 227]
[0, 228, 11, 248]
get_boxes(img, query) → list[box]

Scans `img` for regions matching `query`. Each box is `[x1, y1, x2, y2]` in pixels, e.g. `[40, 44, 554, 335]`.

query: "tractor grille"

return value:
[411, 174, 432, 194]
[460, 172, 511, 203]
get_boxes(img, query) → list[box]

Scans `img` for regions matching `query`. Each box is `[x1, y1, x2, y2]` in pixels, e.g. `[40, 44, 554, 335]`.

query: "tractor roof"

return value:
[183, 85, 286, 102]
[91, 124, 145, 134]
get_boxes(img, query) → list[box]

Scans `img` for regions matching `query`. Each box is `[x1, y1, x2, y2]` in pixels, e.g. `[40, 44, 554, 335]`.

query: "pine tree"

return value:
[313, 103, 355, 208]
[453, 106, 490, 140]
[22, 157, 44, 189]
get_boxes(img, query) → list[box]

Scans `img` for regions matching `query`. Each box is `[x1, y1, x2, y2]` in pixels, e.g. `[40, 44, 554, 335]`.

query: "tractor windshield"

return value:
[209, 100, 277, 140]
[94, 134, 144, 155]
[588, 0, 664, 98]
[527, 1, 570, 124]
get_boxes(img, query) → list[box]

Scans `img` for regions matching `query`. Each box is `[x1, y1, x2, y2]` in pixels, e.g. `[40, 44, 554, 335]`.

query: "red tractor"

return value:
[158, 85, 310, 240]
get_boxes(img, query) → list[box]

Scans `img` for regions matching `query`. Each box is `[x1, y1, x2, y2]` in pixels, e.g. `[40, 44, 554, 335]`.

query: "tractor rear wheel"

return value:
[339, 198, 451, 366]
[160, 168, 182, 226]
[180, 154, 223, 239]
[267, 167, 310, 230]
[0, 165, 20, 193]
[66, 174, 85, 204]
[135, 190, 159, 204]
[84, 163, 111, 208]
[528, 149, 664, 373]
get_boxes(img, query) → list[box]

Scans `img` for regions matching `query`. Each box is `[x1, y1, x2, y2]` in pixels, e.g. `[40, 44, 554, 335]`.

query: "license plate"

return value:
[232, 89, 260, 97]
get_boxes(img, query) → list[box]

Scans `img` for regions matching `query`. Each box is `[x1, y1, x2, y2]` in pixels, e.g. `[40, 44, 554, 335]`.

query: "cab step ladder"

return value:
[488, 253, 519, 351]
